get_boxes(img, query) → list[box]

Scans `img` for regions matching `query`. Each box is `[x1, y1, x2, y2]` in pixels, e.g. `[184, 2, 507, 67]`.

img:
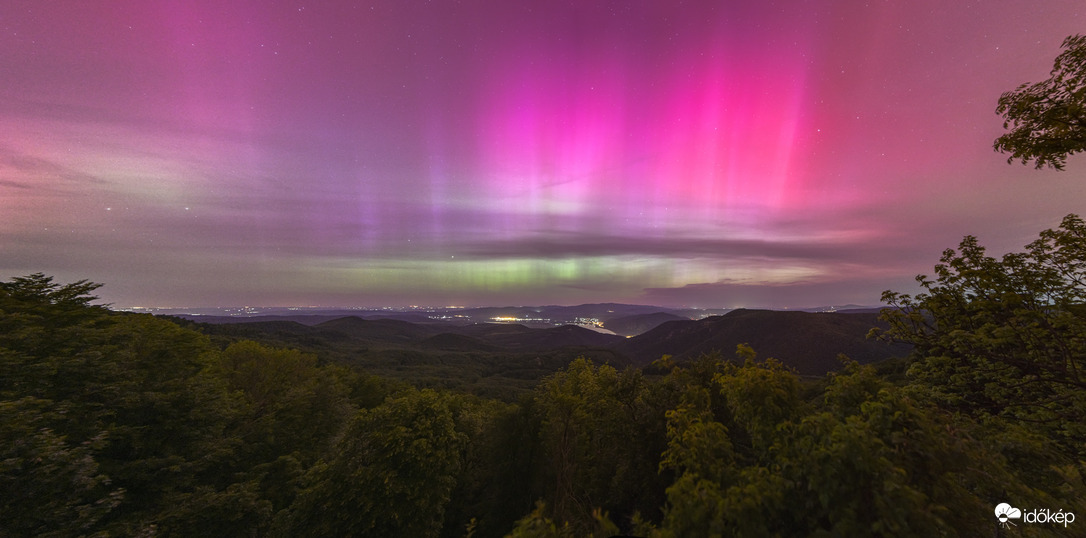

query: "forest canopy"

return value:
[2, 247, 1085, 537]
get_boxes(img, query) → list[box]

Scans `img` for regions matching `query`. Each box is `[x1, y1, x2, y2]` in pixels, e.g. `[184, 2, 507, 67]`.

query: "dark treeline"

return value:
[3, 218, 1086, 538]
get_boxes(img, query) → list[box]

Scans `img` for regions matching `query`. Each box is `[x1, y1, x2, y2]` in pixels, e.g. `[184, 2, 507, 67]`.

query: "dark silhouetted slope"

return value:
[603, 312, 688, 336]
[456, 323, 624, 350]
[313, 316, 443, 342]
[422, 332, 500, 352]
[614, 309, 910, 375]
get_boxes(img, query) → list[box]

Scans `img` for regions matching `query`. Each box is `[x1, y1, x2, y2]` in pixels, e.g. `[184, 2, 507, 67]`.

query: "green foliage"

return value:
[995, 34, 1086, 170]
[201, 318, 623, 401]
[533, 358, 670, 532]
[207, 340, 360, 517]
[0, 272, 104, 309]
[654, 381, 738, 538]
[870, 217, 1086, 533]
[651, 355, 1080, 537]
[0, 275, 368, 535]
[7, 272, 1085, 536]
[716, 350, 803, 453]
[0, 396, 120, 537]
[441, 396, 536, 538]
[822, 357, 888, 416]
[876, 215, 1086, 455]
[504, 501, 620, 538]
[506, 502, 573, 538]
[276, 388, 467, 537]
[215, 340, 354, 466]
[0, 275, 265, 534]
[660, 386, 733, 480]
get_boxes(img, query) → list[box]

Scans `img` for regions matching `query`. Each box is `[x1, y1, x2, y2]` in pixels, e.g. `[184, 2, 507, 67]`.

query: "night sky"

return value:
[3, 1, 1086, 308]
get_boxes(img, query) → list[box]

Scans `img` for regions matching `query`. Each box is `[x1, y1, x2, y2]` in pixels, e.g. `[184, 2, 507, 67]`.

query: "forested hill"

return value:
[191, 315, 630, 399]
[4, 267, 1086, 536]
[617, 309, 912, 375]
[191, 308, 909, 390]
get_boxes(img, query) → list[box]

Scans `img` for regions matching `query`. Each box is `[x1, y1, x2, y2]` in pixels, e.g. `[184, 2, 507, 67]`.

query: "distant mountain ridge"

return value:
[188, 307, 907, 383]
[615, 309, 910, 375]
[603, 312, 688, 336]
[170, 303, 697, 334]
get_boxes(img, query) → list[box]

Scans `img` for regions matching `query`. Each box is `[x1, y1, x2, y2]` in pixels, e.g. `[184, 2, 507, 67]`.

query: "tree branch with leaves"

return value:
[995, 34, 1086, 170]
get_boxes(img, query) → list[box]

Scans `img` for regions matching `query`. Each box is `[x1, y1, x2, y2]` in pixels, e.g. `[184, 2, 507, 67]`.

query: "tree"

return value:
[214, 341, 353, 465]
[995, 34, 1086, 170]
[276, 388, 467, 537]
[875, 216, 1086, 457]
[715, 345, 804, 454]
[0, 274, 272, 535]
[504, 501, 620, 538]
[650, 353, 1061, 537]
[0, 397, 120, 537]
[532, 358, 669, 532]
[655, 384, 739, 538]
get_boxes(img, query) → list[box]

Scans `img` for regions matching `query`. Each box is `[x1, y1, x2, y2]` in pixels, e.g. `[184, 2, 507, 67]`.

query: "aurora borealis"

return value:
[3, 1, 1086, 308]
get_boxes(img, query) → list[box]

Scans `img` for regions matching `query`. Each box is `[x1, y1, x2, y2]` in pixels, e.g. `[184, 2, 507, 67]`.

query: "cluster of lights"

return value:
[490, 316, 551, 323]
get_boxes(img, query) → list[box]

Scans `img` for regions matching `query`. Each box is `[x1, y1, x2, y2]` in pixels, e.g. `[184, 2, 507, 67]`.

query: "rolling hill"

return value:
[613, 309, 910, 375]
[602, 311, 689, 336]
[189, 307, 908, 395]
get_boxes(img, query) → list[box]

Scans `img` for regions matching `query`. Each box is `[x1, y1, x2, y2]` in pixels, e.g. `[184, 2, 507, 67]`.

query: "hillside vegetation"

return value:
[3, 214, 1085, 537]
[182, 307, 907, 401]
